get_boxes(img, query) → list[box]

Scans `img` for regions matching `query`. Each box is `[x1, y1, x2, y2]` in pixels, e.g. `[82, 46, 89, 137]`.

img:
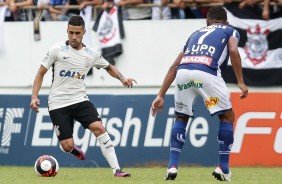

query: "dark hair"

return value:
[68, 15, 85, 28]
[207, 6, 227, 22]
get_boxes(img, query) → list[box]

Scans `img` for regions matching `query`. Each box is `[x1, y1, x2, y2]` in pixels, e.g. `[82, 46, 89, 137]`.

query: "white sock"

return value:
[97, 132, 120, 173]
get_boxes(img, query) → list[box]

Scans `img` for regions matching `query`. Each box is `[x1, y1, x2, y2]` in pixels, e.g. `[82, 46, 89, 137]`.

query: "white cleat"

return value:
[212, 167, 232, 181]
[164, 168, 178, 180]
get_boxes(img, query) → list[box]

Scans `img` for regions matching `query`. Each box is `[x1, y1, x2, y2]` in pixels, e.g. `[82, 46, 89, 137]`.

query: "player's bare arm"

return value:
[105, 64, 137, 88]
[30, 65, 48, 112]
[151, 52, 184, 116]
[228, 37, 248, 99]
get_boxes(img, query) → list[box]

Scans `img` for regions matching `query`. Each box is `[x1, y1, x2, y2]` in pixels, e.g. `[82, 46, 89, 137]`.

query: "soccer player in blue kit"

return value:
[151, 6, 248, 181]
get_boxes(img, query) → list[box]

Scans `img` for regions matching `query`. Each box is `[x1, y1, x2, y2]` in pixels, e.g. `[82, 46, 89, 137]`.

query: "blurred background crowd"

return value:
[0, 0, 281, 21]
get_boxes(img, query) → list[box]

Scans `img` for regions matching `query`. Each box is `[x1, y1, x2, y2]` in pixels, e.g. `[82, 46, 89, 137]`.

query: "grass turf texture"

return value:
[0, 166, 281, 184]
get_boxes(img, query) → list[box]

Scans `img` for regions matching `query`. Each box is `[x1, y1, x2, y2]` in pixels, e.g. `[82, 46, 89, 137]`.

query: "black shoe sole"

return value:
[212, 171, 223, 181]
[165, 173, 177, 180]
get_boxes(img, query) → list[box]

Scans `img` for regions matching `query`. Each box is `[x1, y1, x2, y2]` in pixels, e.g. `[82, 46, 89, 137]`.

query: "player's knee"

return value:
[88, 121, 106, 137]
[218, 110, 235, 123]
[60, 142, 74, 152]
[175, 115, 189, 122]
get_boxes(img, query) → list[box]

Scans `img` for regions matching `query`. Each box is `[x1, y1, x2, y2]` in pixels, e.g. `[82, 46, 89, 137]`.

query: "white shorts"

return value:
[174, 69, 232, 116]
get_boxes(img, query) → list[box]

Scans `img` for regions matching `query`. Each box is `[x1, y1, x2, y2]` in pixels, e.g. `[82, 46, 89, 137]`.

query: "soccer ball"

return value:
[34, 155, 59, 177]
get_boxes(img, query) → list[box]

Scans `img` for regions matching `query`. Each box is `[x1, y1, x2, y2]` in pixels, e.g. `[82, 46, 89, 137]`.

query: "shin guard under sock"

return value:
[168, 120, 187, 169]
[218, 122, 234, 174]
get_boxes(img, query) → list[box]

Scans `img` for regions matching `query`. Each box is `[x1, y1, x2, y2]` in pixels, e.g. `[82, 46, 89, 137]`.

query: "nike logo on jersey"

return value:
[63, 56, 70, 59]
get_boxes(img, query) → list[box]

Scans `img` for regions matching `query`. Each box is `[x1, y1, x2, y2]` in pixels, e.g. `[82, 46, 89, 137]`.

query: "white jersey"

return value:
[41, 42, 109, 111]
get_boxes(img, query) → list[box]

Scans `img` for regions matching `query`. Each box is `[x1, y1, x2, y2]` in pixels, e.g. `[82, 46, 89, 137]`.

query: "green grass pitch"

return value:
[0, 166, 281, 184]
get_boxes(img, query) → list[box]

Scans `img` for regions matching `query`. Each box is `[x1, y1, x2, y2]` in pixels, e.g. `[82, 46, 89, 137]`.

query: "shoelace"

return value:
[116, 167, 124, 173]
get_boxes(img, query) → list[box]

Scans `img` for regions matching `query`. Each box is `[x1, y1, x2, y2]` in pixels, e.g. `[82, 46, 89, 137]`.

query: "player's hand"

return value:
[30, 98, 40, 113]
[122, 78, 137, 88]
[238, 82, 248, 99]
[151, 96, 164, 117]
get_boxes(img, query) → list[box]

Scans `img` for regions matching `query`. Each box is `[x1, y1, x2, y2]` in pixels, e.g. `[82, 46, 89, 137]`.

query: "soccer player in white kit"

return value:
[151, 6, 248, 181]
[30, 15, 136, 177]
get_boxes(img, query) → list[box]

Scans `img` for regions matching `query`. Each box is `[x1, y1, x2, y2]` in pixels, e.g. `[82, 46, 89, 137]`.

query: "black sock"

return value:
[70, 147, 80, 157]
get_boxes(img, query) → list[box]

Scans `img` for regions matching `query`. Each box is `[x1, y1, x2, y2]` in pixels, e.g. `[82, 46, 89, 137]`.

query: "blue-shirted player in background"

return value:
[151, 6, 248, 181]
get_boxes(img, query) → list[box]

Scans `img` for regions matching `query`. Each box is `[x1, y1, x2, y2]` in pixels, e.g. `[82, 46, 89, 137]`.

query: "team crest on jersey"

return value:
[84, 57, 91, 67]
[244, 24, 269, 65]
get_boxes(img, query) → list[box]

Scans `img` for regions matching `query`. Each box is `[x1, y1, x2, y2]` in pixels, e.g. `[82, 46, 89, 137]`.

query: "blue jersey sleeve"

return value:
[226, 26, 240, 43]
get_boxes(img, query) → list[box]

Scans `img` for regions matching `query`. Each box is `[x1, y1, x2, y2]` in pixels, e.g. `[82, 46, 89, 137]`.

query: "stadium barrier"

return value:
[5, 0, 281, 21]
